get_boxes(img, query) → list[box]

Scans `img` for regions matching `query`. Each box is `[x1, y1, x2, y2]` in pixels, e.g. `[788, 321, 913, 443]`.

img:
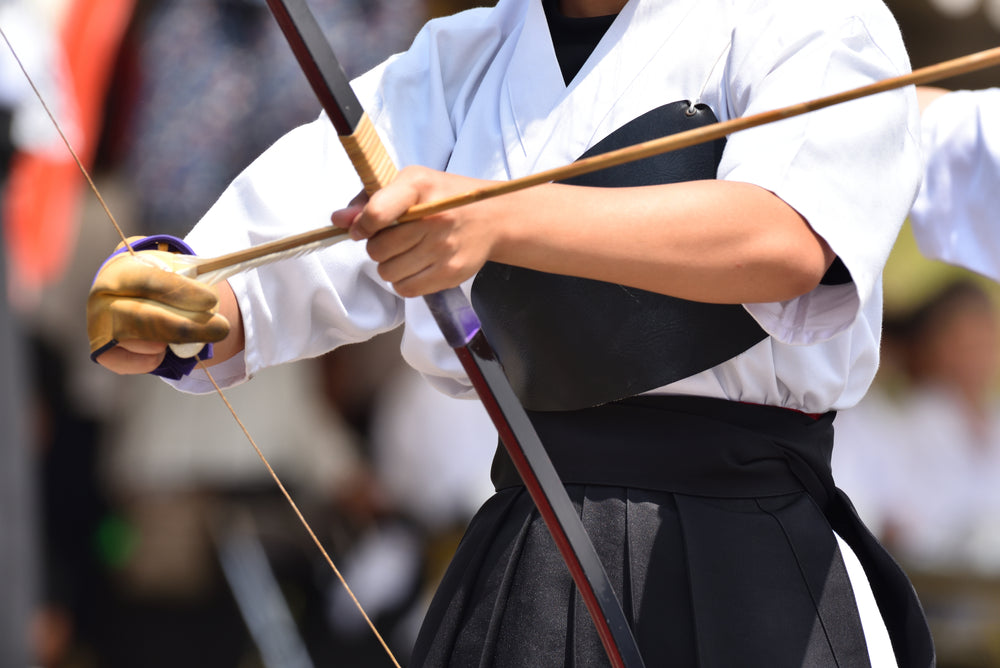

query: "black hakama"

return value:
[410, 396, 933, 668]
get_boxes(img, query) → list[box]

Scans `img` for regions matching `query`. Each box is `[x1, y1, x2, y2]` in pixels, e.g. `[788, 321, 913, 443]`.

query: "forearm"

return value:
[489, 179, 836, 304]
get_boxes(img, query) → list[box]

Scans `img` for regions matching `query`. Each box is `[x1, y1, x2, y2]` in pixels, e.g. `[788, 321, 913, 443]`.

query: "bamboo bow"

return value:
[261, 1, 646, 665]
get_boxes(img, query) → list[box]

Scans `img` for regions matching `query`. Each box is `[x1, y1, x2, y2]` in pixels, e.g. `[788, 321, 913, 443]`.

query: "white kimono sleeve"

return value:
[719, 2, 921, 345]
[910, 88, 1000, 281]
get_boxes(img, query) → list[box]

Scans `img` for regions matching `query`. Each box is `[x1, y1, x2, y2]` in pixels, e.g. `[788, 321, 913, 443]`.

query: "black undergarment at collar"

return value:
[543, 0, 618, 84]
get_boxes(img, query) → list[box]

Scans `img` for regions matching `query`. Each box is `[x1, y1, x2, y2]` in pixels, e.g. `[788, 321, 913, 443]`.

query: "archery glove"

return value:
[87, 238, 230, 360]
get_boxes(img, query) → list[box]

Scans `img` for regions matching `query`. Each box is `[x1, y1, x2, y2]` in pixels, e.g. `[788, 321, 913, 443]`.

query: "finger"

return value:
[375, 243, 441, 287]
[364, 222, 425, 264]
[88, 293, 230, 356]
[117, 339, 171, 355]
[93, 253, 219, 311]
[347, 189, 370, 208]
[350, 180, 419, 240]
[94, 344, 167, 375]
[331, 203, 364, 229]
[107, 299, 231, 344]
[389, 263, 453, 298]
[331, 190, 369, 229]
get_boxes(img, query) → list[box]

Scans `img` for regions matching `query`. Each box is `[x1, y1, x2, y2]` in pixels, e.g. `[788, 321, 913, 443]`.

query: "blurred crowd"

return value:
[1, 1, 495, 666]
[4, 0, 1000, 667]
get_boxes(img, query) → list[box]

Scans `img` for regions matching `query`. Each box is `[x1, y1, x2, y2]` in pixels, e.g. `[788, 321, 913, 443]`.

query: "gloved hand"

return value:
[87, 238, 230, 362]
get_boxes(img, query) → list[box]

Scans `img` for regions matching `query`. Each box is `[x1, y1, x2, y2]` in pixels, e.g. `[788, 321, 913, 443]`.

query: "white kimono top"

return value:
[171, 0, 920, 415]
[911, 88, 1000, 281]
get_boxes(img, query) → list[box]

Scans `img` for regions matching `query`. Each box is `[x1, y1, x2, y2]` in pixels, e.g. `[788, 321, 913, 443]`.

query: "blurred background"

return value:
[1, 0, 999, 666]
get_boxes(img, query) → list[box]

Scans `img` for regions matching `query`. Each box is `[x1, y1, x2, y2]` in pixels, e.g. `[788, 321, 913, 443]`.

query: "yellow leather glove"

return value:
[87, 238, 230, 360]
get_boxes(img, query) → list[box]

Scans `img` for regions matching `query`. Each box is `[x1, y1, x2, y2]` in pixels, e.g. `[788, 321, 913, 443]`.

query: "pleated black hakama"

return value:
[410, 397, 933, 668]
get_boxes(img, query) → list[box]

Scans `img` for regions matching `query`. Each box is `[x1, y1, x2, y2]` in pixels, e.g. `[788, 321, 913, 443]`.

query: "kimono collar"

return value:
[501, 0, 702, 176]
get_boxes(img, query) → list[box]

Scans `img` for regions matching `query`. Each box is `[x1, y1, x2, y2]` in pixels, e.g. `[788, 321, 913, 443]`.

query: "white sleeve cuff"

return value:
[745, 282, 860, 346]
[162, 352, 250, 395]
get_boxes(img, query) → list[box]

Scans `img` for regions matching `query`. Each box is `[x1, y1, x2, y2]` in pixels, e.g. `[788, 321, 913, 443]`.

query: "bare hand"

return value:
[331, 167, 503, 297]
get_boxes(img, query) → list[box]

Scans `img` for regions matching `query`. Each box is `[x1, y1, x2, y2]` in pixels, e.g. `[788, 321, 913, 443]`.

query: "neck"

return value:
[558, 0, 627, 18]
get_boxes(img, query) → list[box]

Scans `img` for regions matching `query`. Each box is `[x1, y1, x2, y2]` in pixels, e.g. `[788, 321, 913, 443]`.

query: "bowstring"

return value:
[197, 360, 401, 667]
[1, 22, 401, 667]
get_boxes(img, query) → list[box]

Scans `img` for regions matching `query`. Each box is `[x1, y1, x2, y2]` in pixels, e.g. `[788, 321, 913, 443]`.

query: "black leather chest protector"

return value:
[471, 101, 770, 412]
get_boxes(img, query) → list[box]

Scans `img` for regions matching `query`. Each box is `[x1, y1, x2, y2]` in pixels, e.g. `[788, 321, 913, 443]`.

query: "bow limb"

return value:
[262, 2, 646, 667]
[0, 21, 402, 668]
